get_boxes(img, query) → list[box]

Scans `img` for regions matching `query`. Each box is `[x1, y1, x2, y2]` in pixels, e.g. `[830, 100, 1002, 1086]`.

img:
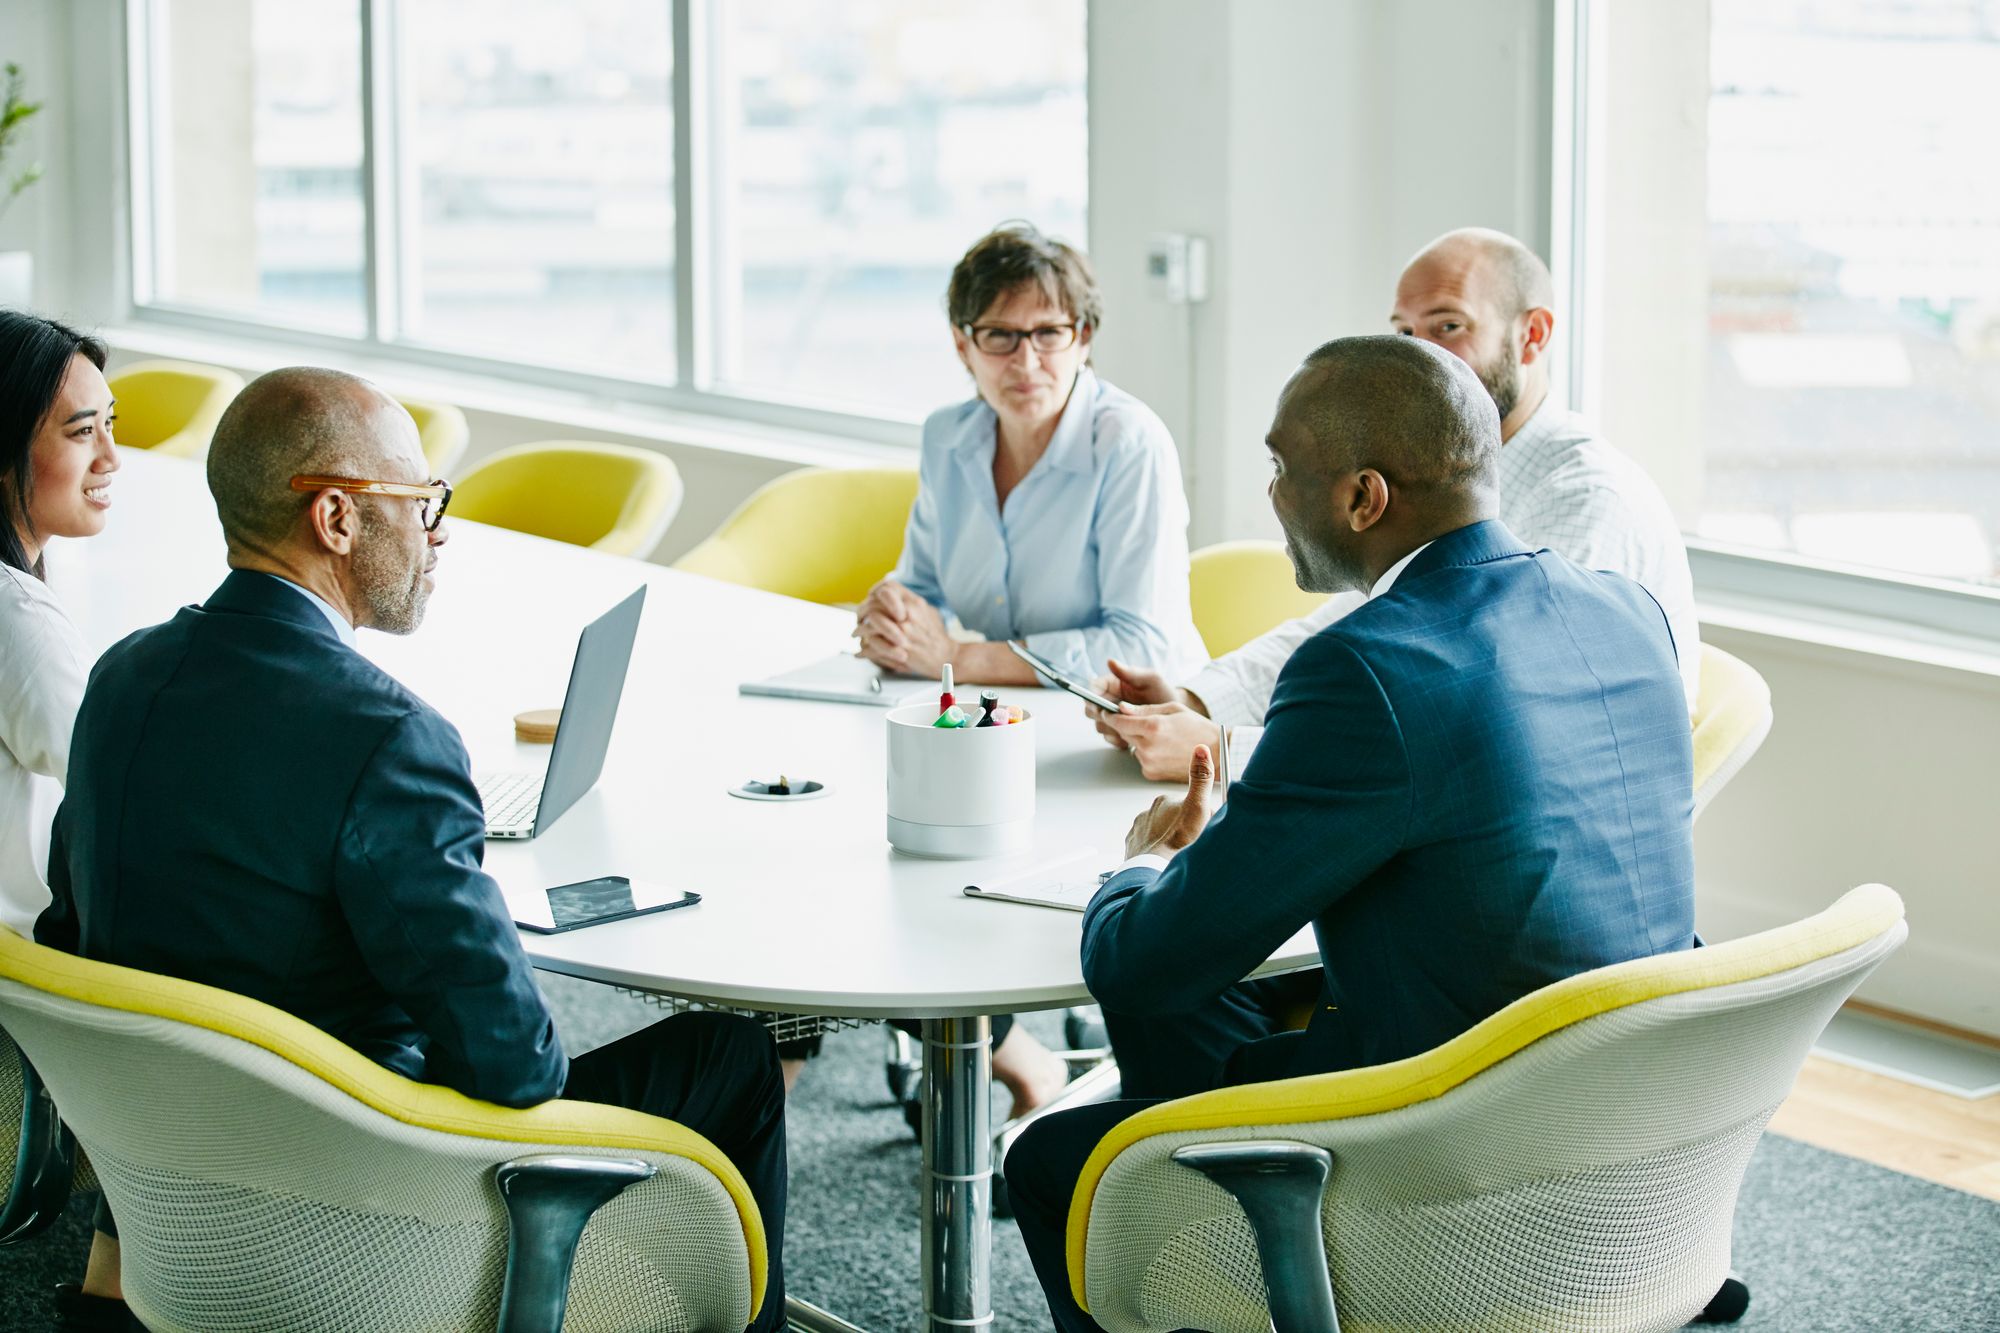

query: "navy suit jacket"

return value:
[1083, 520, 1695, 1078]
[38, 570, 566, 1107]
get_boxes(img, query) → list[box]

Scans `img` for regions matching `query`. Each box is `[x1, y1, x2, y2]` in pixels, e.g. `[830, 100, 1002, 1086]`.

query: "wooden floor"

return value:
[1770, 1053, 2000, 1201]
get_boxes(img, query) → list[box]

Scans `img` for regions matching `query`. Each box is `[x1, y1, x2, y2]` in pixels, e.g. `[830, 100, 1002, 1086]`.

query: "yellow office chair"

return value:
[1188, 541, 1327, 658]
[0, 928, 766, 1333]
[450, 441, 684, 560]
[105, 359, 245, 460]
[400, 396, 471, 477]
[1059, 884, 1906, 1333]
[673, 466, 919, 605]
[1691, 643, 1775, 819]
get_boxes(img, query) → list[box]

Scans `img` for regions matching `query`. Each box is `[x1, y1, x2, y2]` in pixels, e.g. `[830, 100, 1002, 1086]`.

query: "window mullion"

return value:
[671, 0, 702, 389]
[359, 0, 405, 348]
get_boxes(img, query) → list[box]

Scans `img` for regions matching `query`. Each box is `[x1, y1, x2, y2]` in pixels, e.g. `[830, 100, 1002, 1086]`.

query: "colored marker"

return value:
[975, 691, 1000, 727]
[932, 705, 970, 728]
[939, 664, 956, 716]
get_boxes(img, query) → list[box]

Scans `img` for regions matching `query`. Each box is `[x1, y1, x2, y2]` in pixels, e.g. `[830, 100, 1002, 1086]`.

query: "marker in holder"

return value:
[885, 700, 1034, 858]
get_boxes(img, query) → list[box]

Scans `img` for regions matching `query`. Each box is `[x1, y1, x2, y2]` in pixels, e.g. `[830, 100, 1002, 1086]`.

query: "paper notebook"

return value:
[740, 652, 926, 706]
[963, 853, 1114, 913]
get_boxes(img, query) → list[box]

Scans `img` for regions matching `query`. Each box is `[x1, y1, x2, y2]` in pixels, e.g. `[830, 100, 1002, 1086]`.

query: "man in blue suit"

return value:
[1008, 335, 1694, 1333]
[39, 368, 787, 1332]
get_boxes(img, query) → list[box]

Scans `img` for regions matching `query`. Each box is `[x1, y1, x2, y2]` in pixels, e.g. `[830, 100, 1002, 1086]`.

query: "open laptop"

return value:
[476, 586, 646, 839]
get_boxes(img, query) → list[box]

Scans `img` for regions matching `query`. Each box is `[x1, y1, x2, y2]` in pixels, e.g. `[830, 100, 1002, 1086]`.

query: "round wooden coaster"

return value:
[513, 707, 561, 743]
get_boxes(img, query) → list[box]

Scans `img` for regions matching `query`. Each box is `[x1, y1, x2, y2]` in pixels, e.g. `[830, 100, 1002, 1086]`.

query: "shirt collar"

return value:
[265, 575, 357, 648]
[955, 365, 1099, 477]
[1369, 541, 1433, 600]
[1495, 391, 1568, 487]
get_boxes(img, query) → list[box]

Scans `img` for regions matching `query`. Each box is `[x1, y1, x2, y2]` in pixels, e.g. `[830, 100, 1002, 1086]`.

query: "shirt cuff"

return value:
[1182, 661, 1262, 729]
[1116, 852, 1172, 876]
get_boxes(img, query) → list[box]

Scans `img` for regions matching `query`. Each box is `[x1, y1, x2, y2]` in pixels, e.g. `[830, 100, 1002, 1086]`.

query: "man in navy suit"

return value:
[1008, 336, 1695, 1333]
[39, 368, 787, 1332]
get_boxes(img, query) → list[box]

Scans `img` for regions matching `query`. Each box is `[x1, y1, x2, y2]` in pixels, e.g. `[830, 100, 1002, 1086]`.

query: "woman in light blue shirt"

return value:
[856, 223, 1205, 689]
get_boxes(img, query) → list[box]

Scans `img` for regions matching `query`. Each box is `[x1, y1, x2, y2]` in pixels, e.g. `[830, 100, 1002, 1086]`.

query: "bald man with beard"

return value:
[1091, 228, 1700, 781]
[38, 368, 788, 1331]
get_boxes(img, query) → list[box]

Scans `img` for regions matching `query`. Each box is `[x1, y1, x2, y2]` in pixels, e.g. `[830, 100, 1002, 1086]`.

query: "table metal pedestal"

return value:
[921, 1014, 993, 1332]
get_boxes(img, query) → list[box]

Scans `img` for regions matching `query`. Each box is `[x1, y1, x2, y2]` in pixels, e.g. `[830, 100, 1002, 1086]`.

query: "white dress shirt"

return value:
[0, 563, 89, 936]
[891, 366, 1208, 682]
[1184, 396, 1701, 726]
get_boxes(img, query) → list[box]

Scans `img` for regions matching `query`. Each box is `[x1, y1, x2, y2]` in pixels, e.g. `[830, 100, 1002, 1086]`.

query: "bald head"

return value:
[1265, 336, 1499, 594]
[1287, 335, 1499, 500]
[1405, 228, 1554, 322]
[207, 367, 419, 550]
[1392, 228, 1557, 429]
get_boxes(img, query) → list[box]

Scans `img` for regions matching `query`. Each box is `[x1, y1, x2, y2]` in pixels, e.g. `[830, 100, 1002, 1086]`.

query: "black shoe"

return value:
[53, 1283, 144, 1332]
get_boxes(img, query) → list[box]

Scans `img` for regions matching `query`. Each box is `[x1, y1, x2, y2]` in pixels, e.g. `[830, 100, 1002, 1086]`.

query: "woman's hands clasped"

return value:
[854, 578, 958, 678]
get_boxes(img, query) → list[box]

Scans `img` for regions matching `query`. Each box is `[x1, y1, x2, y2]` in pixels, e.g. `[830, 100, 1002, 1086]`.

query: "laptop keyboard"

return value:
[477, 770, 544, 833]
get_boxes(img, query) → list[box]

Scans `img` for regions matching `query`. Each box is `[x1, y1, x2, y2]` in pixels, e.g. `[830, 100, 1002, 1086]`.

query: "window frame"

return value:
[121, 0, 1069, 448]
[1554, 0, 2000, 646]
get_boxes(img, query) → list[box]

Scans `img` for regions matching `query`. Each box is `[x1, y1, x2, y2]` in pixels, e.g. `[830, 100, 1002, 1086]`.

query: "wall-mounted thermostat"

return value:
[1147, 233, 1210, 304]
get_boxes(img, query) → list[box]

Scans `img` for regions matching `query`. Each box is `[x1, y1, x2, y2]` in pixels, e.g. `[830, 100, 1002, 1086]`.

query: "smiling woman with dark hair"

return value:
[0, 309, 118, 937]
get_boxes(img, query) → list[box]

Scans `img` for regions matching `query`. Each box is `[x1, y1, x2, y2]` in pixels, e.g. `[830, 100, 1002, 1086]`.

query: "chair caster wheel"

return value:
[1695, 1275, 1750, 1324]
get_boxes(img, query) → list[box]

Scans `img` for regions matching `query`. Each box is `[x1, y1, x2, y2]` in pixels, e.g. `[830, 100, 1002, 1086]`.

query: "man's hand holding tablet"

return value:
[1086, 658, 1226, 783]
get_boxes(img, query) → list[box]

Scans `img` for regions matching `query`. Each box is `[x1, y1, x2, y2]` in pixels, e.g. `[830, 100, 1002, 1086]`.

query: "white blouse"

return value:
[0, 563, 89, 936]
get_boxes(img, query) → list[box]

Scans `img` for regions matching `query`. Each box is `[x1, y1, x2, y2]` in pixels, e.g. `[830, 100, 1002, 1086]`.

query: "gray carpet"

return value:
[2, 972, 1995, 1330]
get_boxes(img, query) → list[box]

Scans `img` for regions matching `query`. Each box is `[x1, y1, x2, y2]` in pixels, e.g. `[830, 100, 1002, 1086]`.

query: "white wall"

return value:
[1089, 0, 1555, 547]
[14, 0, 1999, 1034]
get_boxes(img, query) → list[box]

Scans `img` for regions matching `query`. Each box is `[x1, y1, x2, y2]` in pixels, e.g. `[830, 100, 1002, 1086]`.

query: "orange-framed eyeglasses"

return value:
[290, 475, 454, 532]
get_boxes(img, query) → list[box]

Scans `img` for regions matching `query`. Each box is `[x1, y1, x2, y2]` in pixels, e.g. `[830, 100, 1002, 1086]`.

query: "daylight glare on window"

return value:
[1703, 0, 2000, 585]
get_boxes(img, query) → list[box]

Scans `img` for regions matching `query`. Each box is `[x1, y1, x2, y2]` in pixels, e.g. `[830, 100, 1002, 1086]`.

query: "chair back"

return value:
[105, 360, 245, 459]
[400, 397, 471, 476]
[0, 929, 762, 1333]
[1071, 885, 1907, 1333]
[1692, 643, 1774, 818]
[674, 466, 919, 605]
[1188, 541, 1327, 657]
[451, 441, 684, 559]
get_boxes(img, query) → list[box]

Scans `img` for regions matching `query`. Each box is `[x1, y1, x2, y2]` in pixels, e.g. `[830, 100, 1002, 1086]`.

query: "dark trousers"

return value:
[564, 1011, 789, 1333]
[1101, 970, 1322, 1098]
[777, 1012, 1015, 1061]
[1010, 971, 1325, 1333]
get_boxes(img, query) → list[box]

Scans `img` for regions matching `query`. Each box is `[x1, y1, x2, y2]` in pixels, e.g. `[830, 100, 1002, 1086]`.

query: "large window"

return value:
[131, 0, 1087, 433]
[1582, 0, 1999, 594]
[1700, 0, 2000, 586]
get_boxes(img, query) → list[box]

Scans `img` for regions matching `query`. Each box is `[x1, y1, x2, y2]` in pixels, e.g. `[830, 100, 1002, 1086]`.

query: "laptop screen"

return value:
[533, 585, 646, 835]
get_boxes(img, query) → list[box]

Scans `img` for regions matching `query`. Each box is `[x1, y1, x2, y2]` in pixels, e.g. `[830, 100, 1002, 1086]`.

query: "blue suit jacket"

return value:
[37, 570, 566, 1107]
[1083, 520, 1695, 1078]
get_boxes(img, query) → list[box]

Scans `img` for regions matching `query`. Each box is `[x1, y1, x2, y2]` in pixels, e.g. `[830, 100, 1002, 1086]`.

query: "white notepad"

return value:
[740, 652, 924, 706]
[963, 852, 1114, 913]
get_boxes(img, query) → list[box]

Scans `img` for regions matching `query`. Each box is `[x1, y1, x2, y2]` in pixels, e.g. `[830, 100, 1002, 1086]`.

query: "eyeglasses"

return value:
[290, 475, 454, 532]
[961, 322, 1083, 356]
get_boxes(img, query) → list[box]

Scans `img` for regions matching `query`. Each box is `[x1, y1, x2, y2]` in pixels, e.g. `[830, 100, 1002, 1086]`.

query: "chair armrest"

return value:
[494, 1154, 657, 1333]
[0, 1048, 78, 1246]
[1172, 1141, 1338, 1333]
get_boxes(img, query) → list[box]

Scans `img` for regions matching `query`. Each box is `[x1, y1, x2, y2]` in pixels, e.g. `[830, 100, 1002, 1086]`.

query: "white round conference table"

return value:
[51, 448, 1317, 1333]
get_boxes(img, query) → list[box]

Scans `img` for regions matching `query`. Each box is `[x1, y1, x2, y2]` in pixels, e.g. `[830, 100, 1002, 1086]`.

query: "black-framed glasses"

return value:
[290, 474, 454, 532]
[961, 322, 1082, 356]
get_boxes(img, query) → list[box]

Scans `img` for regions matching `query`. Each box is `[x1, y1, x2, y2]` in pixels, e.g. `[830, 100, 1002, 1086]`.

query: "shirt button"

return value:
[995, 595, 1005, 604]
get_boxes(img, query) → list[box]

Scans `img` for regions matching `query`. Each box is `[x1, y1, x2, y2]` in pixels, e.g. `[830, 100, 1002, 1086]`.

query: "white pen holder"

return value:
[884, 702, 1035, 858]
